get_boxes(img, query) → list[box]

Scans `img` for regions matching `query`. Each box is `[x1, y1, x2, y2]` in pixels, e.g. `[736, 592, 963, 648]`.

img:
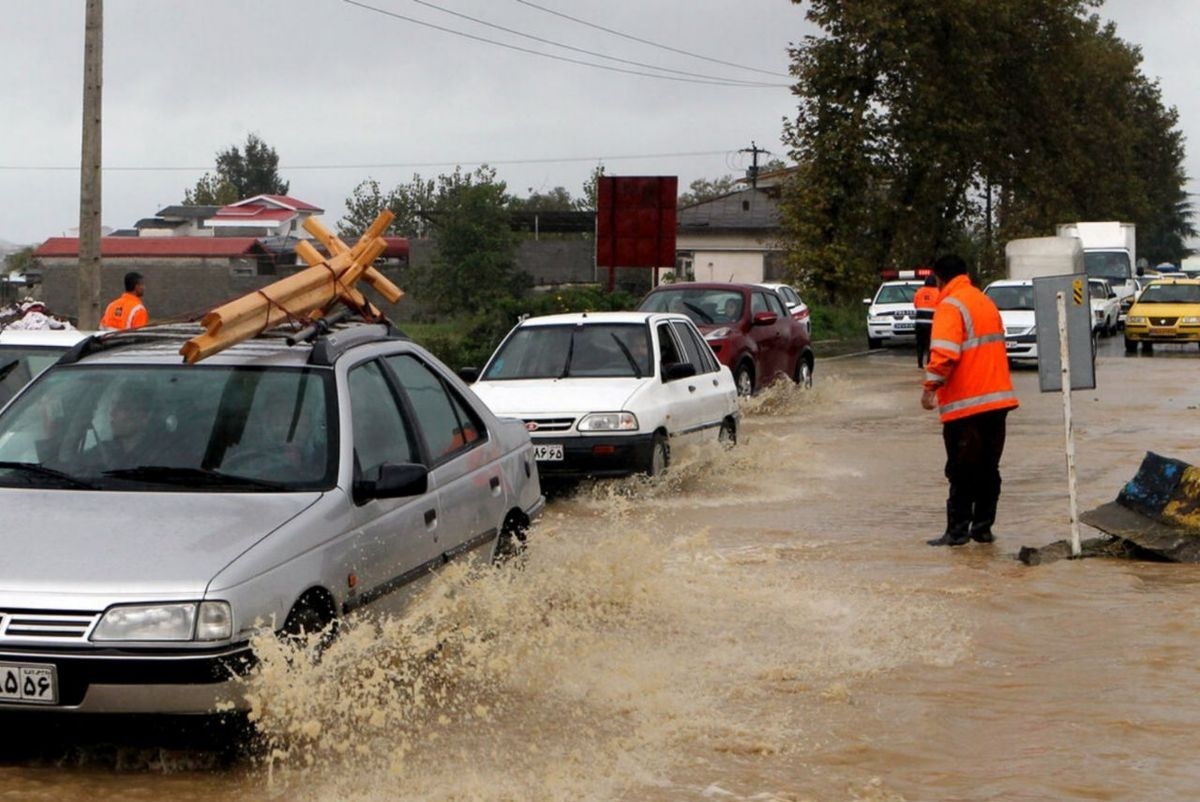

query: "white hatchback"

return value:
[469, 312, 740, 479]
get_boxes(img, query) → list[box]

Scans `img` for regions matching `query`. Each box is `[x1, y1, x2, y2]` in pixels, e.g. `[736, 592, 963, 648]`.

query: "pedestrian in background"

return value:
[921, 254, 1018, 546]
[100, 272, 149, 330]
[912, 274, 938, 368]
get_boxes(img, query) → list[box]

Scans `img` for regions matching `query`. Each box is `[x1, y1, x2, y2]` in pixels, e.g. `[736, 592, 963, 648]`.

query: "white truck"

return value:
[986, 237, 1084, 364]
[1056, 222, 1138, 317]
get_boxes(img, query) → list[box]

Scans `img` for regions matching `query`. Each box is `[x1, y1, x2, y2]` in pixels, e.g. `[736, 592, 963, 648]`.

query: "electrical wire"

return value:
[0, 149, 735, 173]
[401, 0, 778, 86]
[342, 0, 788, 88]
[512, 0, 790, 79]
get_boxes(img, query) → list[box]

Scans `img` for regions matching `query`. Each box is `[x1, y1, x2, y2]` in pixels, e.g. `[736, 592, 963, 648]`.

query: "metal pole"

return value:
[77, 0, 103, 330]
[1057, 291, 1082, 557]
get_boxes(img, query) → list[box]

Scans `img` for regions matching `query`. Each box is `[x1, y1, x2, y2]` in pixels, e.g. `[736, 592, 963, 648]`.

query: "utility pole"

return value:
[739, 140, 770, 190]
[77, 0, 103, 329]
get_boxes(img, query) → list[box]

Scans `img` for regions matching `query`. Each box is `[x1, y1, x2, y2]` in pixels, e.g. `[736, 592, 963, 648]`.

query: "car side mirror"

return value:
[662, 362, 697, 381]
[353, 462, 428, 505]
[752, 311, 778, 326]
[457, 367, 480, 384]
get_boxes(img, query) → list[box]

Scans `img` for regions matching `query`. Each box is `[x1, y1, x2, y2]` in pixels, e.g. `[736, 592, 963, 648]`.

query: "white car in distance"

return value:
[757, 282, 812, 338]
[865, 280, 923, 349]
[984, 279, 1038, 364]
[1088, 278, 1120, 336]
[469, 312, 740, 480]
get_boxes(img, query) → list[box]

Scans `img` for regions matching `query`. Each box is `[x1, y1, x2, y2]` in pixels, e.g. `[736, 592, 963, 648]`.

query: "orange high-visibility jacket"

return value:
[100, 292, 148, 330]
[913, 285, 939, 324]
[923, 274, 1019, 422]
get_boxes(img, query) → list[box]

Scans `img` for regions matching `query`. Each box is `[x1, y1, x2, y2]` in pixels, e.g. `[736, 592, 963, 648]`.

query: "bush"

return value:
[808, 299, 866, 343]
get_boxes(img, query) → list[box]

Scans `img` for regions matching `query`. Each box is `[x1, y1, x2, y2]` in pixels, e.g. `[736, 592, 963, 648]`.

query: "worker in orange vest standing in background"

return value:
[912, 274, 939, 368]
[100, 272, 149, 330]
[921, 254, 1019, 547]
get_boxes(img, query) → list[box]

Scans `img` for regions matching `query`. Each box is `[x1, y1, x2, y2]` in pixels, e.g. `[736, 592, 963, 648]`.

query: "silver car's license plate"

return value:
[533, 444, 564, 461]
[0, 662, 57, 705]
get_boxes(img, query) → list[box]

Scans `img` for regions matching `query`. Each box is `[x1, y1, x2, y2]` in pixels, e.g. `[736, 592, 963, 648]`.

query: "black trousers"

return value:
[915, 322, 932, 367]
[942, 409, 1008, 539]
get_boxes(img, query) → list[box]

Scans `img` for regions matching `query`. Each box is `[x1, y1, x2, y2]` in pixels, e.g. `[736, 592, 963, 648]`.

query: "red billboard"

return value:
[596, 176, 677, 289]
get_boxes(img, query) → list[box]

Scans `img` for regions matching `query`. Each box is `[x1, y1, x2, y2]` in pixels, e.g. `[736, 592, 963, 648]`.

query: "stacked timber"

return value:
[180, 212, 403, 363]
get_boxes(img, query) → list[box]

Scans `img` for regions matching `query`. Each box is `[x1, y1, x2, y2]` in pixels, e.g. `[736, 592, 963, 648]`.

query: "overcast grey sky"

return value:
[0, 0, 1195, 245]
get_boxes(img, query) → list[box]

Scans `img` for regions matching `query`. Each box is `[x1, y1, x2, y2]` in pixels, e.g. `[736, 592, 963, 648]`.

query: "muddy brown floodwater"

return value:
[2, 337, 1199, 802]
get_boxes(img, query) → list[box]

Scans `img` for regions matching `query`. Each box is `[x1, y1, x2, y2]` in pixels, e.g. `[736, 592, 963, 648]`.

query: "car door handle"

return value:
[424, 509, 437, 527]
[712, 379, 719, 387]
[688, 385, 696, 393]
[489, 475, 501, 495]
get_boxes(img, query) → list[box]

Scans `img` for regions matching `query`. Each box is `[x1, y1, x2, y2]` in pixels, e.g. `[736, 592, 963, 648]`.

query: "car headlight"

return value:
[91, 601, 232, 642]
[1127, 316, 1147, 325]
[704, 327, 733, 340]
[1183, 317, 1200, 325]
[577, 412, 638, 432]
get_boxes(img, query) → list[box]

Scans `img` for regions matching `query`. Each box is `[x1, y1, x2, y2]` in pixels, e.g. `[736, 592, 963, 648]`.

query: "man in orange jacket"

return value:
[912, 275, 939, 368]
[100, 272, 149, 330]
[921, 254, 1019, 546]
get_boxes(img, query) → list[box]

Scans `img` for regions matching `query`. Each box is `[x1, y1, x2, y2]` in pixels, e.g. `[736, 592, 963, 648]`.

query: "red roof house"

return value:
[205, 195, 324, 236]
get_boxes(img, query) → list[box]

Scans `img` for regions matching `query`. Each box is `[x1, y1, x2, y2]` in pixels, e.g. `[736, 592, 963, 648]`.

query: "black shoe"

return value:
[970, 530, 995, 543]
[926, 533, 970, 547]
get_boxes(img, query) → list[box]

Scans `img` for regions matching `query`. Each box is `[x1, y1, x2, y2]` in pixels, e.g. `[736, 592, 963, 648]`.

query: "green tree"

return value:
[338, 175, 435, 238]
[405, 166, 528, 315]
[509, 186, 575, 212]
[3, 246, 36, 276]
[678, 175, 738, 207]
[577, 165, 605, 211]
[780, 0, 1193, 301]
[184, 133, 288, 205]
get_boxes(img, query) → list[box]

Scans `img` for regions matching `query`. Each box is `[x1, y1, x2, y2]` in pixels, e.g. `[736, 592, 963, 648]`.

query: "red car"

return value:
[638, 282, 814, 396]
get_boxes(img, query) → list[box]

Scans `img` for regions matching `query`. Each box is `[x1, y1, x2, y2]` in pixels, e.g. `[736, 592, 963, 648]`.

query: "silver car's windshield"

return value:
[483, 323, 652, 380]
[0, 345, 68, 407]
[0, 365, 337, 492]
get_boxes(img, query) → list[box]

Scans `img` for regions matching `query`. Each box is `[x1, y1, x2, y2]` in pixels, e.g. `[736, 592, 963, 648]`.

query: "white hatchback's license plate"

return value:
[0, 662, 57, 705]
[533, 444, 564, 462]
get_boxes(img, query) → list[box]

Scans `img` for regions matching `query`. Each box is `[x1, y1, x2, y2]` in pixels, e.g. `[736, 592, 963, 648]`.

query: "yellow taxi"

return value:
[1124, 278, 1200, 352]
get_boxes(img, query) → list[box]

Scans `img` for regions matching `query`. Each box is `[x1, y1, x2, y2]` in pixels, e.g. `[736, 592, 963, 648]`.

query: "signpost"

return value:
[1033, 275, 1096, 556]
[595, 176, 677, 292]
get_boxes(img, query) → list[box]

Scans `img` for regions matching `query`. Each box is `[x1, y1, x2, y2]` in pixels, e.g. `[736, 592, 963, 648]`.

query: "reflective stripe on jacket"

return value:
[100, 292, 148, 330]
[913, 286, 939, 324]
[923, 274, 1018, 422]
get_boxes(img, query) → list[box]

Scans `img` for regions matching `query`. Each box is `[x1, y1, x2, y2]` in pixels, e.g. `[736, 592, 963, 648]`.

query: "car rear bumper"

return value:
[0, 643, 253, 714]
[532, 433, 656, 479]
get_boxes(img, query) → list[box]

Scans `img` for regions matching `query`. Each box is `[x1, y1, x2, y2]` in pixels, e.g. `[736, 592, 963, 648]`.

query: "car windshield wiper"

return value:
[0, 460, 98, 489]
[559, 328, 577, 378]
[610, 333, 643, 378]
[102, 465, 290, 491]
[683, 301, 714, 324]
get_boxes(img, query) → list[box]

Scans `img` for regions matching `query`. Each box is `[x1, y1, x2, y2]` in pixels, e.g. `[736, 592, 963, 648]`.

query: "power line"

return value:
[512, 0, 790, 79]
[0, 149, 737, 173]
[342, 0, 788, 88]
[401, 0, 778, 86]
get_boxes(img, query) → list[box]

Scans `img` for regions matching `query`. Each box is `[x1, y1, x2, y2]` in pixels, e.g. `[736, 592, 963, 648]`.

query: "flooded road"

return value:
[4, 336, 1200, 801]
